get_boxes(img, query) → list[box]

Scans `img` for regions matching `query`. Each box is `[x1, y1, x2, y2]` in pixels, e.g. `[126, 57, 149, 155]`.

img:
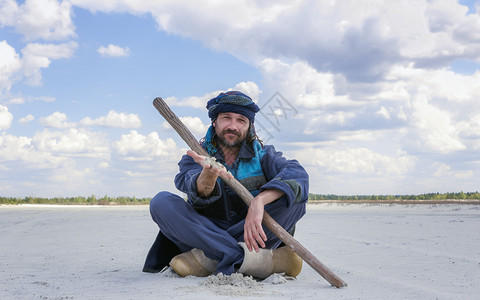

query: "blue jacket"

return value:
[174, 139, 309, 223]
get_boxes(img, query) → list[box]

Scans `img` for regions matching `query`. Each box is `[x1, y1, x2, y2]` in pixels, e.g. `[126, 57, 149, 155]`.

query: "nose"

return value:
[225, 119, 240, 132]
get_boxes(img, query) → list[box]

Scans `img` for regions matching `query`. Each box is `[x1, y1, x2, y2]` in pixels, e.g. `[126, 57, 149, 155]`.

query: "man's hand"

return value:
[187, 150, 233, 197]
[243, 189, 285, 252]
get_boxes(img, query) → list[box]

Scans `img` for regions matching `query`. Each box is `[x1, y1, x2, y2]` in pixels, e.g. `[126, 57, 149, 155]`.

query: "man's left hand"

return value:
[243, 189, 285, 252]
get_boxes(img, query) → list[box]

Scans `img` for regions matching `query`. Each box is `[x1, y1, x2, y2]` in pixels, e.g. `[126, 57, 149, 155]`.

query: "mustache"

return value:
[221, 129, 240, 137]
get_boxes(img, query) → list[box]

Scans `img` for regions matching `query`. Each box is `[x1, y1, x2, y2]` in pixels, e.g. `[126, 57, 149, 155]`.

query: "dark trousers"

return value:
[143, 191, 306, 275]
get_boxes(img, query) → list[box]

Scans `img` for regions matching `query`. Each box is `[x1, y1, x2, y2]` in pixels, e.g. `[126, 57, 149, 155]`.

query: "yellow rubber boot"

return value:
[169, 248, 218, 277]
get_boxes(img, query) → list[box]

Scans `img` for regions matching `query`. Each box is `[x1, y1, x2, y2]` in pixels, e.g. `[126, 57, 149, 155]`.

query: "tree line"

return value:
[1, 191, 479, 205]
[0, 195, 151, 205]
[308, 191, 480, 201]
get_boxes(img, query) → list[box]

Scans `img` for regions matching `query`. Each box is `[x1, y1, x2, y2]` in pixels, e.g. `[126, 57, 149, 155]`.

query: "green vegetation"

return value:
[309, 191, 480, 201]
[0, 195, 151, 205]
[1, 191, 479, 205]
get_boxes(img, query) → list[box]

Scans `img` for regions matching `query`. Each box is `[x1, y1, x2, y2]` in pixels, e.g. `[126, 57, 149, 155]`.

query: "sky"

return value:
[1, 0, 480, 198]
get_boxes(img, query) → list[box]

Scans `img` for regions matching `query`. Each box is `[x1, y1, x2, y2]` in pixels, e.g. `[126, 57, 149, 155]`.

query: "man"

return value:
[143, 91, 309, 279]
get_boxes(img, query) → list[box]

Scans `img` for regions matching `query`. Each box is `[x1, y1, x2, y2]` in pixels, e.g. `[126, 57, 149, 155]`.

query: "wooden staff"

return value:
[153, 97, 347, 288]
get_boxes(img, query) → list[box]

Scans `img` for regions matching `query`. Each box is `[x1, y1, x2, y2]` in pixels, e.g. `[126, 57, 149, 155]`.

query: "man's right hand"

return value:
[187, 150, 233, 197]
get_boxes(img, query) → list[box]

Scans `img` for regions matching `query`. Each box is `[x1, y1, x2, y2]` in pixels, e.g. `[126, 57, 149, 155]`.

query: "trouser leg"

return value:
[143, 230, 180, 273]
[149, 191, 243, 275]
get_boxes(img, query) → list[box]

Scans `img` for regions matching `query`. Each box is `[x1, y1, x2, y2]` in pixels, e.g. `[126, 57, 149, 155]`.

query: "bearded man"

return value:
[143, 91, 309, 279]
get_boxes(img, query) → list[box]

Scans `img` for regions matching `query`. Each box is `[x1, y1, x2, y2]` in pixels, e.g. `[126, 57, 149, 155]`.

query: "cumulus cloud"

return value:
[0, 105, 13, 130]
[32, 128, 109, 157]
[167, 81, 261, 109]
[0, 132, 66, 169]
[0, 41, 22, 93]
[21, 41, 78, 85]
[39, 110, 142, 129]
[294, 147, 415, 176]
[19, 114, 34, 124]
[162, 116, 208, 136]
[259, 59, 357, 109]
[113, 130, 178, 161]
[80, 110, 141, 128]
[70, 0, 477, 81]
[1, 39, 76, 95]
[0, 0, 76, 41]
[97, 44, 130, 57]
[406, 95, 466, 154]
[40, 111, 73, 128]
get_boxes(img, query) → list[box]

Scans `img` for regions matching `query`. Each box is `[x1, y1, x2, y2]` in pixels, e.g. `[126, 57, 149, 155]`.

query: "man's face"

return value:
[214, 112, 249, 148]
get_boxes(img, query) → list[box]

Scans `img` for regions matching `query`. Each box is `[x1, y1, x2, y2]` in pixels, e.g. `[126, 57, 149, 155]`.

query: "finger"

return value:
[187, 150, 207, 165]
[254, 226, 266, 249]
[257, 223, 267, 243]
[244, 228, 253, 252]
[248, 227, 262, 252]
[249, 232, 260, 252]
[186, 150, 198, 159]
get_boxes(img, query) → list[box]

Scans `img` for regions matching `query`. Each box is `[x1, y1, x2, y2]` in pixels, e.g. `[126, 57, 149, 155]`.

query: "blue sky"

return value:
[1, 0, 480, 197]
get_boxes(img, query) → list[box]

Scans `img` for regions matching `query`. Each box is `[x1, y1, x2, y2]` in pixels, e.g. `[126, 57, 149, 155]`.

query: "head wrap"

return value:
[206, 91, 260, 123]
[202, 91, 260, 155]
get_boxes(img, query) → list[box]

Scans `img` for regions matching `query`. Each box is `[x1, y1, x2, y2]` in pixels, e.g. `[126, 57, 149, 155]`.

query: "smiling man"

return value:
[144, 91, 309, 279]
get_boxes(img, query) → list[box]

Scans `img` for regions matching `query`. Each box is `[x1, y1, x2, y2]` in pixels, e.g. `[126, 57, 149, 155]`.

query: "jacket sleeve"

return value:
[259, 145, 309, 207]
[174, 154, 222, 207]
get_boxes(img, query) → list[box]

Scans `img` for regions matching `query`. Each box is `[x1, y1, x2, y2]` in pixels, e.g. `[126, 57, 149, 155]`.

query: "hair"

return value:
[247, 122, 263, 146]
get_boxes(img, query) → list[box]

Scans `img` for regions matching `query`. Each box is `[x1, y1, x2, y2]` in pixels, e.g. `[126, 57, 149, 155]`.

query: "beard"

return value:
[217, 129, 246, 148]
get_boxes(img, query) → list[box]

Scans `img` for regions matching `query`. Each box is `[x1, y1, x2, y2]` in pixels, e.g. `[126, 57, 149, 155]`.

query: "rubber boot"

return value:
[169, 248, 218, 277]
[237, 242, 302, 279]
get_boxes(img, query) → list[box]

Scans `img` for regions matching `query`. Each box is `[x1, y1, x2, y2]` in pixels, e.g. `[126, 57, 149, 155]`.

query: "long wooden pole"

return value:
[153, 97, 347, 288]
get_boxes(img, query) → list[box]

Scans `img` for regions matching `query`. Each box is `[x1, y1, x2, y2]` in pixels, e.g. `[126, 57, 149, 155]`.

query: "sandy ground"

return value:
[1, 203, 479, 299]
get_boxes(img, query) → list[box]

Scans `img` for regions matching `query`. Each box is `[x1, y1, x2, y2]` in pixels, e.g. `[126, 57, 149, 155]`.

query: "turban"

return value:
[206, 91, 260, 123]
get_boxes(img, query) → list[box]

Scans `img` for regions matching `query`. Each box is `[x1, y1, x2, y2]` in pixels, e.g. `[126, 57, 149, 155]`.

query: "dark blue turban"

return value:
[206, 91, 260, 123]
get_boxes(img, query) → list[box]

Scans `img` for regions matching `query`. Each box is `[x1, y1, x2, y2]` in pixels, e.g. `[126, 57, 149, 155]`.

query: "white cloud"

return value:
[0, 132, 66, 169]
[0, 105, 13, 130]
[40, 111, 73, 128]
[7, 97, 25, 104]
[169, 81, 261, 109]
[69, 1, 480, 78]
[389, 65, 480, 103]
[303, 112, 356, 135]
[78, 0, 474, 81]
[376, 107, 391, 119]
[21, 41, 78, 85]
[230, 81, 262, 101]
[49, 166, 93, 185]
[259, 59, 358, 109]
[0, 41, 22, 93]
[162, 116, 208, 136]
[80, 110, 141, 128]
[294, 146, 415, 176]
[97, 44, 130, 57]
[113, 130, 178, 161]
[39, 110, 142, 129]
[0, 0, 76, 41]
[19, 114, 34, 124]
[32, 128, 109, 157]
[406, 95, 466, 154]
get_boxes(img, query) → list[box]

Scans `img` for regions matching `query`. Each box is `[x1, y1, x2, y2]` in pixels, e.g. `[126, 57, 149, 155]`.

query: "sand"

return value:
[1, 203, 479, 299]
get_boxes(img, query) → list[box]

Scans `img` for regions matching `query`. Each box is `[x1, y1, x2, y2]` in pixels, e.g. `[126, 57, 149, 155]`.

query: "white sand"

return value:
[1, 203, 479, 299]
